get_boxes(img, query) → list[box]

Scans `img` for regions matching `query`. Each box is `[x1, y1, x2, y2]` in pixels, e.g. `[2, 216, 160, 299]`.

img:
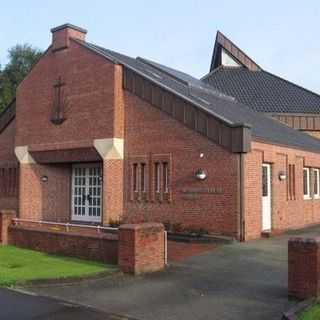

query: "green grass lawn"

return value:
[0, 245, 115, 286]
[299, 303, 320, 320]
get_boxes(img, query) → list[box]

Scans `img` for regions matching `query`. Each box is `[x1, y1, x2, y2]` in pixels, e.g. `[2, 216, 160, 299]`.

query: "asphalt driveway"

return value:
[0, 287, 136, 320]
[26, 225, 320, 320]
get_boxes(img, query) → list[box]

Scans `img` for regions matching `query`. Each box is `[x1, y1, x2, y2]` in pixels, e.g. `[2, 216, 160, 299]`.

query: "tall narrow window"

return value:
[133, 163, 138, 192]
[288, 164, 296, 200]
[163, 162, 169, 193]
[314, 169, 320, 198]
[303, 167, 311, 199]
[155, 162, 160, 193]
[141, 163, 146, 192]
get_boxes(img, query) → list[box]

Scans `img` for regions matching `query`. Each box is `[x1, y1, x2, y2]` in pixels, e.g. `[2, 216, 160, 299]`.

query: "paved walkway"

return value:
[26, 225, 320, 320]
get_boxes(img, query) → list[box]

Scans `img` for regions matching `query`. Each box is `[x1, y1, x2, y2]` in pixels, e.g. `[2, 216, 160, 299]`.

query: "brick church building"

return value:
[1, 24, 320, 241]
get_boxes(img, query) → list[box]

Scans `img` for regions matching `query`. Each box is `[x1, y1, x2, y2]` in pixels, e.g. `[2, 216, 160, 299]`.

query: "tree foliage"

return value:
[0, 44, 42, 112]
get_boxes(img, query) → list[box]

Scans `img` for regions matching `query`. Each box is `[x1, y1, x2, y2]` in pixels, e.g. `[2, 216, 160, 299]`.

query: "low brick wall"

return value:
[288, 237, 320, 299]
[9, 225, 119, 264]
[1, 211, 166, 274]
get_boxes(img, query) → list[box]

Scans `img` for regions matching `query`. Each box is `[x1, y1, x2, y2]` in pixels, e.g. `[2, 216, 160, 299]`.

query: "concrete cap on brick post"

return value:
[51, 23, 87, 52]
[288, 236, 320, 299]
[118, 223, 165, 275]
[0, 210, 16, 245]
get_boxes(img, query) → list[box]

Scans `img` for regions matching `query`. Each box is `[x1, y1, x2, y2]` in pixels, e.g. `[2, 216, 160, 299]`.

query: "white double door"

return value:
[262, 163, 272, 231]
[71, 164, 102, 223]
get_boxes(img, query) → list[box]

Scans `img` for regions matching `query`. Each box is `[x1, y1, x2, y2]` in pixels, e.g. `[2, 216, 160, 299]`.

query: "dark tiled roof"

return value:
[202, 67, 320, 114]
[77, 40, 320, 153]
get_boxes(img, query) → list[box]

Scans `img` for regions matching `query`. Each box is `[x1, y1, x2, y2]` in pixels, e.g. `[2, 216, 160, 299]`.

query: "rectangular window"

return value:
[155, 162, 160, 193]
[303, 167, 311, 199]
[141, 163, 146, 192]
[262, 165, 268, 197]
[163, 162, 169, 193]
[288, 164, 296, 200]
[133, 163, 138, 192]
[314, 169, 320, 198]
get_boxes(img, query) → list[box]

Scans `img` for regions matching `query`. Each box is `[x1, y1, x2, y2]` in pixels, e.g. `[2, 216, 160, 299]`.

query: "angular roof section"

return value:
[76, 39, 320, 153]
[205, 31, 320, 114]
[202, 67, 320, 114]
[210, 31, 262, 72]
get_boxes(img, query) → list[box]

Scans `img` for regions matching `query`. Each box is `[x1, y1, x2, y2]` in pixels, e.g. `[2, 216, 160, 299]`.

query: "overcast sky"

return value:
[1, 1, 320, 93]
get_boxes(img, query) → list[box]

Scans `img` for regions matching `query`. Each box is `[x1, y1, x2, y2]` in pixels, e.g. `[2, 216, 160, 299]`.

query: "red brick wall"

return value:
[0, 210, 16, 244]
[19, 164, 71, 221]
[0, 119, 16, 165]
[244, 140, 320, 240]
[16, 39, 118, 147]
[288, 237, 320, 299]
[15, 39, 125, 223]
[123, 91, 240, 237]
[9, 225, 118, 264]
[0, 119, 18, 210]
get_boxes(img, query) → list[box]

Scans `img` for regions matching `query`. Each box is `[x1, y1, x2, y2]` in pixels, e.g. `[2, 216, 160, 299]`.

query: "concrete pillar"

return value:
[118, 223, 165, 274]
[288, 237, 320, 299]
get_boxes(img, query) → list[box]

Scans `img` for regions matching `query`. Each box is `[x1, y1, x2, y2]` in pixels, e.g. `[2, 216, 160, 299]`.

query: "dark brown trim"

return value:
[239, 153, 245, 241]
[123, 68, 251, 154]
[209, 31, 262, 72]
[270, 113, 320, 131]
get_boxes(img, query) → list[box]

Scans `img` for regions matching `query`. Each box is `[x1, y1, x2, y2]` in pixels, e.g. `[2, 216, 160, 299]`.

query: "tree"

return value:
[0, 44, 42, 112]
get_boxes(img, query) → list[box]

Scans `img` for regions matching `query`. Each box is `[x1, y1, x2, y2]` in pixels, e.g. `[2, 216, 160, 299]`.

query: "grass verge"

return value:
[299, 303, 320, 320]
[0, 245, 115, 286]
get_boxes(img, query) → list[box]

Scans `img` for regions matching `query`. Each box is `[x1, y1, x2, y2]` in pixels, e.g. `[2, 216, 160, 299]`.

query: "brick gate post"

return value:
[288, 237, 320, 299]
[0, 210, 16, 245]
[118, 223, 165, 274]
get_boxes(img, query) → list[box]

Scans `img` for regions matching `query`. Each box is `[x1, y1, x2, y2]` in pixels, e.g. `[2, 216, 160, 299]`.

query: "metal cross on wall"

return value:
[51, 76, 67, 124]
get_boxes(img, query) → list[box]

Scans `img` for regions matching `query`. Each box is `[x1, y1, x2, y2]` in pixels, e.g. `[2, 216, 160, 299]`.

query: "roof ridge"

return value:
[200, 65, 225, 81]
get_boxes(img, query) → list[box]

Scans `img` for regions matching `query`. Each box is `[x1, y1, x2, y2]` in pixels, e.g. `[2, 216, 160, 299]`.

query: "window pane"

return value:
[155, 162, 160, 193]
[314, 170, 319, 195]
[262, 166, 268, 197]
[141, 163, 146, 192]
[303, 169, 309, 196]
[133, 164, 138, 192]
[163, 162, 169, 193]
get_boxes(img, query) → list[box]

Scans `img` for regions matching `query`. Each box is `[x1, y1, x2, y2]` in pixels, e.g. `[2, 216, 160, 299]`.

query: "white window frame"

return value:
[303, 167, 311, 200]
[314, 168, 320, 199]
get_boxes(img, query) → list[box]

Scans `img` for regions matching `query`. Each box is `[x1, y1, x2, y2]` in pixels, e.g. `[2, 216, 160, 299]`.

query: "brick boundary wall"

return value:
[288, 237, 320, 299]
[0, 212, 166, 274]
[8, 225, 119, 264]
